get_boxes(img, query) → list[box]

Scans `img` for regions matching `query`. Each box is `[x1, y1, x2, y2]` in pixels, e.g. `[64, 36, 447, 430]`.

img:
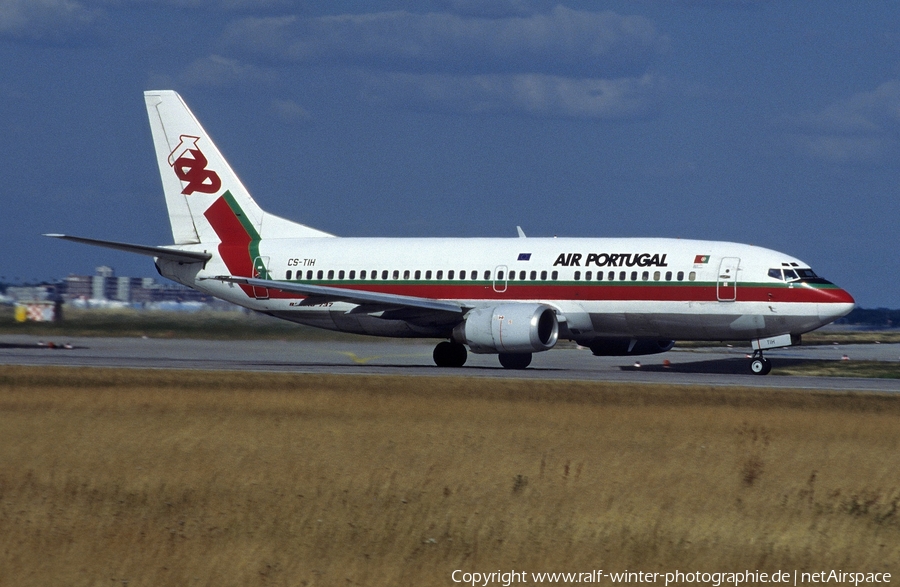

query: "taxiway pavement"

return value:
[1, 334, 898, 392]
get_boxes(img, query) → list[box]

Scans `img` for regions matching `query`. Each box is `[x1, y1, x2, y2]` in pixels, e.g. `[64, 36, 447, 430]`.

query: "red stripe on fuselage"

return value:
[260, 282, 854, 304]
[203, 196, 253, 278]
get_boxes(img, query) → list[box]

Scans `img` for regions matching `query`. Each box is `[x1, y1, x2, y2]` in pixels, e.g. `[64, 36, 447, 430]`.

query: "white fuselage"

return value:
[159, 235, 854, 345]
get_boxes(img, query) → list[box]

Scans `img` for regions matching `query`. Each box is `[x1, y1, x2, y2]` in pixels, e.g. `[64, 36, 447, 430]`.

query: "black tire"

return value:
[750, 357, 772, 375]
[433, 341, 467, 367]
[499, 352, 532, 369]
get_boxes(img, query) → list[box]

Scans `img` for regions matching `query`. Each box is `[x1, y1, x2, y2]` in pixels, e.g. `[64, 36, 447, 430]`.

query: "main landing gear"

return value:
[432, 342, 533, 370]
[498, 353, 532, 370]
[749, 350, 772, 375]
[433, 341, 467, 367]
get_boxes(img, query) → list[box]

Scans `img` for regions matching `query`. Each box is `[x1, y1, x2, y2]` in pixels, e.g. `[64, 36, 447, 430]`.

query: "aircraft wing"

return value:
[44, 234, 211, 264]
[207, 275, 468, 320]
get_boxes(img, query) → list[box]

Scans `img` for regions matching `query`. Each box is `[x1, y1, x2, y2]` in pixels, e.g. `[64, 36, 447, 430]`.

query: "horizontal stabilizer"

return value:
[44, 234, 211, 264]
[206, 275, 466, 317]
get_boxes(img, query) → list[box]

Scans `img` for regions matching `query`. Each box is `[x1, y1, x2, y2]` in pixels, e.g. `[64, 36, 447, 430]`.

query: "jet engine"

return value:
[453, 304, 559, 354]
[588, 338, 675, 356]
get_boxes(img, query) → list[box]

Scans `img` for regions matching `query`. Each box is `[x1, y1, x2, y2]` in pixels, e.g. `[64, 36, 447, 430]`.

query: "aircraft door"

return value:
[493, 265, 508, 293]
[717, 257, 739, 301]
[252, 256, 270, 300]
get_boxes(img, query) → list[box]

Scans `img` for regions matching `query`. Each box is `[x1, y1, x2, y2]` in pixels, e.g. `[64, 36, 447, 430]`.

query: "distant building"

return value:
[7, 284, 61, 303]
[5, 267, 239, 315]
[7, 283, 64, 323]
[61, 266, 216, 304]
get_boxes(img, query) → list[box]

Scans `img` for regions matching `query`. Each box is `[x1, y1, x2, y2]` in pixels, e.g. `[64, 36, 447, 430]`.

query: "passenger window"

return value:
[597, 271, 603, 281]
[551, 271, 558, 280]
[665, 271, 672, 281]
[530, 271, 537, 280]
[677, 271, 684, 281]
[349, 270, 356, 279]
[642, 271, 649, 281]
[689, 271, 696, 281]
[541, 270, 547, 280]
[360, 270, 366, 279]
[426, 270, 432, 279]
[317, 270, 323, 279]
[392, 270, 399, 279]
[619, 271, 626, 281]
[383, 270, 390, 279]
[460, 270, 466, 279]
[338, 270, 345, 279]
[631, 271, 638, 281]
[497, 271, 504, 280]
[508, 272, 515, 281]
[414, 270, 421, 279]
[653, 271, 660, 281]
[328, 270, 335, 279]
[519, 271, 526, 280]
[609, 271, 615, 281]
[574, 271, 581, 281]
[286, 270, 292, 280]
[484, 270, 491, 280]
[404, 270, 410, 279]
[448, 270, 454, 279]
[585, 271, 592, 280]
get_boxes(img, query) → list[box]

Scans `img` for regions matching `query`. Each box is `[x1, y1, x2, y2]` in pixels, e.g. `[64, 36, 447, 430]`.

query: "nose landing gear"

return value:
[749, 350, 772, 375]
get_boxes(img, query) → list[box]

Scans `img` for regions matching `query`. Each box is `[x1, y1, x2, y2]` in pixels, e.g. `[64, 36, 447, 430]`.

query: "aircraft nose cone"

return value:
[817, 287, 855, 324]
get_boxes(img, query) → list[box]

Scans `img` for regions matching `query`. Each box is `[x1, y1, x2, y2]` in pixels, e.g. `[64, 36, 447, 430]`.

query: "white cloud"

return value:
[664, 0, 777, 6]
[89, 0, 291, 9]
[226, 7, 667, 78]
[361, 72, 662, 119]
[787, 80, 900, 163]
[270, 98, 313, 123]
[433, 0, 539, 18]
[0, 0, 97, 42]
[177, 54, 277, 88]
[219, 6, 667, 119]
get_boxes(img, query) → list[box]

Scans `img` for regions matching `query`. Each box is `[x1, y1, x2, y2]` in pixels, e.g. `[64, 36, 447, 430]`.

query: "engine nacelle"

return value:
[588, 338, 675, 356]
[453, 304, 559, 354]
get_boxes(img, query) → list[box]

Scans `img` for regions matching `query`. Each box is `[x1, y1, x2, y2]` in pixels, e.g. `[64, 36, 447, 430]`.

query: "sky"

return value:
[1, 0, 899, 308]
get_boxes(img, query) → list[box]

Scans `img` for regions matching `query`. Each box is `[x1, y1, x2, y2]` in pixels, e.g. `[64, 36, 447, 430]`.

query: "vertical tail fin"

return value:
[144, 90, 332, 245]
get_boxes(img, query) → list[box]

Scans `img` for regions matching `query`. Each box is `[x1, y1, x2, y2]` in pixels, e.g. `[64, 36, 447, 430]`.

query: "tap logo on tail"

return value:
[168, 135, 222, 195]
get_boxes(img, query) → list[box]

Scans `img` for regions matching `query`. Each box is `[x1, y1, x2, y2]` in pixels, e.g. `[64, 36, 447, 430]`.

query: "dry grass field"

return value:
[1, 366, 899, 586]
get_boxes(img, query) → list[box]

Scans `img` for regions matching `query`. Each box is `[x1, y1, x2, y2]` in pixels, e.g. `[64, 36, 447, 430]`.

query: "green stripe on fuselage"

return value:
[222, 190, 267, 279]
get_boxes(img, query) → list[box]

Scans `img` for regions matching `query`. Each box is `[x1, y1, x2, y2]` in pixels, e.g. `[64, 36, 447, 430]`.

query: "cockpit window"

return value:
[768, 267, 818, 281]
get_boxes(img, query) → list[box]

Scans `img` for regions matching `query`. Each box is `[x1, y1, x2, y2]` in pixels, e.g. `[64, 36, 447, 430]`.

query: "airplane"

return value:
[47, 90, 855, 375]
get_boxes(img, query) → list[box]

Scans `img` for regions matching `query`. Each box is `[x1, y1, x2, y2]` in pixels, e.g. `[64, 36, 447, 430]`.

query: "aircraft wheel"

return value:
[433, 341, 467, 367]
[499, 352, 532, 370]
[749, 357, 772, 375]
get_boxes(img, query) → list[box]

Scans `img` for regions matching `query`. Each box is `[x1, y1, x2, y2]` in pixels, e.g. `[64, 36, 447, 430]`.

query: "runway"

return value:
[1, 334, 898, 392]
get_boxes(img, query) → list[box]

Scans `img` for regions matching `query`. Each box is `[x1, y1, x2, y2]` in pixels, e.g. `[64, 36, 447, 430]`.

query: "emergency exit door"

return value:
[252, 256, 270, 300]
[717, 257, 739, 301]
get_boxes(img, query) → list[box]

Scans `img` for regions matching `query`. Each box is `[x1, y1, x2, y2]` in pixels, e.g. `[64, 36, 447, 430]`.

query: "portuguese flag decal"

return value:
[694, 254, 710, 264]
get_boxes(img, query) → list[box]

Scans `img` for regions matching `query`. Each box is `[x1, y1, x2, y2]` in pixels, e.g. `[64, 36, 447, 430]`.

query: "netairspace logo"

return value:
[450, 569, 893, 586]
